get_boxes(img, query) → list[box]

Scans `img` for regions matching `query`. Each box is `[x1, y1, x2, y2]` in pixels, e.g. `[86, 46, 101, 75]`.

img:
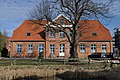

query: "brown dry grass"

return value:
[0, 64, 120, 80]
[0, 65, 68, 80]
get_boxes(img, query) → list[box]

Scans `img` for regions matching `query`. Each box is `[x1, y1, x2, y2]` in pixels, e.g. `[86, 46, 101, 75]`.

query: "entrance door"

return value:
[59, 44, 65, 57]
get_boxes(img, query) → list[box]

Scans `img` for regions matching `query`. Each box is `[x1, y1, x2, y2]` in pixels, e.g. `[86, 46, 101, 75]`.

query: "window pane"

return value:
[16, 44, 22, 53]
[49, 31, 55, 38]
[80, 44, 85, 53]
[60, 19, 64, 24]
[91, 44, 96, 53]
[102, 44, 107, 53]
[59, 31, 65, 38]
[59, 44, 65, 53]
[50, 44, 55, 53]
[28, 44, 33, 53]
[38, 44, 44, 53]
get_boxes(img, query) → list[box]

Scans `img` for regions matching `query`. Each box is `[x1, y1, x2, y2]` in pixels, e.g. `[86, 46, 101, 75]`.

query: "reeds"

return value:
[0, 65, 120, 80]
[0, 65, 66, 80]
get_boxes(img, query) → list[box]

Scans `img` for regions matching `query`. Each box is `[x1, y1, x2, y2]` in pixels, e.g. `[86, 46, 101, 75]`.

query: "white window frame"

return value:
[60, 19, 64, 24]
[101, 44, 107, 53]
[16, 44, 22, 53]
[28, 44, 33, 53]
[38, 44, 44, 53]
[59, 31, 65, 38]
[59, 44, 65, 53]
[80, 44, 85, 53]
[49, 31, 55, 38]
[91, 44, 96, 53]
[50, 44, 55, 53]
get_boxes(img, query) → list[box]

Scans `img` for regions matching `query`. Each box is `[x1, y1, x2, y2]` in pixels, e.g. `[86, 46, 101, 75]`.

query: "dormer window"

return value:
[26, 32, 31, 36]
[92, 32, 97, 36]
[60, 19, 64, 25]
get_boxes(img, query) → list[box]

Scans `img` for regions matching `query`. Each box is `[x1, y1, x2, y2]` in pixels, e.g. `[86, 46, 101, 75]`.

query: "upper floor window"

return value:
[28, 44, 33, 53]
[59, 31, 65, 38]
[38, 44, 44, 53]
[101, 44, 107, 53]
[50, 44, 55, 53]
[49, 31, 55, 38]
[26, 32, 31, 36]
[16, 44, 22, 53]
[91, 44, 96, 53]
[60, 19, 64, 25]
[80, 44, 85, 53]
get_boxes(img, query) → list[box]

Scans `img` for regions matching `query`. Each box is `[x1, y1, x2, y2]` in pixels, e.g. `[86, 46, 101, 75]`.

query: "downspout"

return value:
[109, 40, 112, 53]
[44, 39, 46, 58]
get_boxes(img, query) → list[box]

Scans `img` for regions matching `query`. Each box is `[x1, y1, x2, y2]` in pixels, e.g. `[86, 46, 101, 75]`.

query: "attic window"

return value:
[79, 32, 82, 36]
[92, 32, 97, 36]
[26, 32, 31, 36]
[60, 19, 64, 25]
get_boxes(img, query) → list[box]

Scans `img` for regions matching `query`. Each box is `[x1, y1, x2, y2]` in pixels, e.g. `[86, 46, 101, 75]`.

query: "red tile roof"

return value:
[11, 17, 112, 41]
[79, 20, 112, 41]
[11, 20, 48, 41]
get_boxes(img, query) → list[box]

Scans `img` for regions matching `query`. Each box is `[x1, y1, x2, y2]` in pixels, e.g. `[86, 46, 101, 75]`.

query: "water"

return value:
[14, 76, 105, 80]
[14, 76, 62, 80]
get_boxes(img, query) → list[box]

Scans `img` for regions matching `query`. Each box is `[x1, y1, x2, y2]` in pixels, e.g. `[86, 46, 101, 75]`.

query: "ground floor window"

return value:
[16, 44, 22, 53]
[38, 44, 44, 53]
[91, 44, 96, 53]
[102, 44, 107, 53]
[59, 44, 65, 53]
[80, 44, 86, 53]
[28, 44, 33, 53]
[50, 44, 55, 53]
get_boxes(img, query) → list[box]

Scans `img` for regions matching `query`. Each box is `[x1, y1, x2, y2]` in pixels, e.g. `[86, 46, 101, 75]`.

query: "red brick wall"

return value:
[10, 40, 113, 58]
[78, 41, 113, 58]
[10, 41, 45, 58]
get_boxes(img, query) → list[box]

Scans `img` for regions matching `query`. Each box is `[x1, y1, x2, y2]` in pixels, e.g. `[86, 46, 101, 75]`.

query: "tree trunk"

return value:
[69, 43, 78, 58]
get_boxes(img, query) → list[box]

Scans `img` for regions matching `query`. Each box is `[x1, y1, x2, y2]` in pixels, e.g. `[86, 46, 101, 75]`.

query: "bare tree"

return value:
[29, 0, 112, 58]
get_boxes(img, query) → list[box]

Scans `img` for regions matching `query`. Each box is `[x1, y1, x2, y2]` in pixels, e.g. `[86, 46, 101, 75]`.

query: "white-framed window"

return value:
[102, 44, 107, 53]
[50, 44, 55, 53]
[60, 19, 64, 24]
[91, 44, 96, 53]
[59, 44, 65, 53]
[16, 44, 22, 53]
[80, 44, 85, 53]
[38, 44, 44, 53]
[59, 31, 65, 38]
[49, 31, 55, 38]
[28, 44, 33, 53]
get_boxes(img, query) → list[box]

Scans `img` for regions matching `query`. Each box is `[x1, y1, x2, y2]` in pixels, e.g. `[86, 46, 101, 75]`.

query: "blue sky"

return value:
[0, 0, 120, 37]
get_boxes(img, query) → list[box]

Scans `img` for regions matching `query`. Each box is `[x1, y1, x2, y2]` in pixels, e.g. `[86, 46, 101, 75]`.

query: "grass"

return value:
[0, 58, 66, 66]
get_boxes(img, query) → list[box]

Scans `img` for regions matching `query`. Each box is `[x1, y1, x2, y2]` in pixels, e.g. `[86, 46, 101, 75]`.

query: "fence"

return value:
[0, 58, 116, 67]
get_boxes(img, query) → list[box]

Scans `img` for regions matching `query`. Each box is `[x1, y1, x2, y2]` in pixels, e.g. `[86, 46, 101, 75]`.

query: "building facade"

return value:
[10, 14, 113, 58]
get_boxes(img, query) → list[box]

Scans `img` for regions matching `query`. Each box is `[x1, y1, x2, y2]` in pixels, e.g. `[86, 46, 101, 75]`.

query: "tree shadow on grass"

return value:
[56, 67, 120, 80]
[56, 70, 113, 80]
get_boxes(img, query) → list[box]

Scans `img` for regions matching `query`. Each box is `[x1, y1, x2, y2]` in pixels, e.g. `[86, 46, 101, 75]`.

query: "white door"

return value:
[59, 44, 65, 56]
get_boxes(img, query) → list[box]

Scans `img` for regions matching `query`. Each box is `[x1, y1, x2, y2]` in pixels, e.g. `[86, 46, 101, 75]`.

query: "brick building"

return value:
[10, 14, 113, 58]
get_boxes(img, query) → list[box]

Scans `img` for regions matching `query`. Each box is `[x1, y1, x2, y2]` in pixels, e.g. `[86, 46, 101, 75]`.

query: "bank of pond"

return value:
[0, 65, 120, 80]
